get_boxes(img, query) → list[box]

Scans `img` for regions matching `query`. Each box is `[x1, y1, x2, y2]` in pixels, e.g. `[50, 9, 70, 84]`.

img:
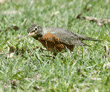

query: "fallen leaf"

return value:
[33, 86, 39, 91]
[76, 14, 82, 19]
[11, 79, 19, 89]
[0, 25, 19, 32]
[103, 45, 109, 58]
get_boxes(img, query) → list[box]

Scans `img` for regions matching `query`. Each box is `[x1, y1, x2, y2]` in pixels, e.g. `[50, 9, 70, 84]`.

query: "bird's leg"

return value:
[45, 41, 50, 57]
[69, 46, 75, 56]
[63, 46, 71, 57]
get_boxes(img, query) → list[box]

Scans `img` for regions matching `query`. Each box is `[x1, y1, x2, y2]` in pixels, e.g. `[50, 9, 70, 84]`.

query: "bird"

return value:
[27, 24, 102, 56]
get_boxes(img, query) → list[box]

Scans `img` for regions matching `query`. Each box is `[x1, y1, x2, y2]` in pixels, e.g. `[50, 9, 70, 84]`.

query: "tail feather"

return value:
[70, 31, 103, 41]
[83, 37, 103, 41]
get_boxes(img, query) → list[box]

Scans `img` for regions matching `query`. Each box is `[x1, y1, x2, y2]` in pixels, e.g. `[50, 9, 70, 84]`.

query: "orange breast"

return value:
[38, 33, 66, 53]
[42, 32, 59, 42]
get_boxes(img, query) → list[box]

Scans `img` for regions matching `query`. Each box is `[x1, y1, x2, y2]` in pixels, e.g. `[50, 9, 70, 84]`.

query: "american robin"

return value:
[27, 24, 102, 55]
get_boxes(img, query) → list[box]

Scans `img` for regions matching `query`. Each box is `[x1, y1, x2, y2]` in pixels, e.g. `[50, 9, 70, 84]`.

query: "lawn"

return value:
[0, 0, 110, 91]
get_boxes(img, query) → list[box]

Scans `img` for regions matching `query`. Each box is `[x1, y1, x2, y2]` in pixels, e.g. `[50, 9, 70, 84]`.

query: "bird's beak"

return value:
[28, 32, 35, 37]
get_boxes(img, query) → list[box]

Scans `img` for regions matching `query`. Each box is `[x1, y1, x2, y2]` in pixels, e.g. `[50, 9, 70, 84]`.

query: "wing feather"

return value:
[43, 27, 100, 46]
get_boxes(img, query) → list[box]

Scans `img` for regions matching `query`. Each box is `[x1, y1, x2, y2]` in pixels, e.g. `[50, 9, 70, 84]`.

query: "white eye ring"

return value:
[34, 27, 38, 30]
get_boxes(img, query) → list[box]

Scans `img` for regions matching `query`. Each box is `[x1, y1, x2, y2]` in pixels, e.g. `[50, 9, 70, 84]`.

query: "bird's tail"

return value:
[82, 37, 103, 41]
[71, 31, 103, 41]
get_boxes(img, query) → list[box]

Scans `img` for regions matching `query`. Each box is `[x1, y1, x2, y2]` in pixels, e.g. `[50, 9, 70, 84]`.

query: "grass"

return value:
[0, 0, 110, 91]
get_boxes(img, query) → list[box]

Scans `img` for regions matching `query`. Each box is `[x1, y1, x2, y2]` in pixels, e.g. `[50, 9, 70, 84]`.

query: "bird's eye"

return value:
[35, 27, 38, 30]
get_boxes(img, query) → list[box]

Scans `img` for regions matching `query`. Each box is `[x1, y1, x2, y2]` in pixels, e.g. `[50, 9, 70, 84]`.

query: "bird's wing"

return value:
[42, 27, 89, 46]
[69, 31, 102, 41]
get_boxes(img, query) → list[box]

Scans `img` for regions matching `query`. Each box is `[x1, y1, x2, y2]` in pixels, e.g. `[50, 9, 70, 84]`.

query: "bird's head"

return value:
[27, 25, 43, 40]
